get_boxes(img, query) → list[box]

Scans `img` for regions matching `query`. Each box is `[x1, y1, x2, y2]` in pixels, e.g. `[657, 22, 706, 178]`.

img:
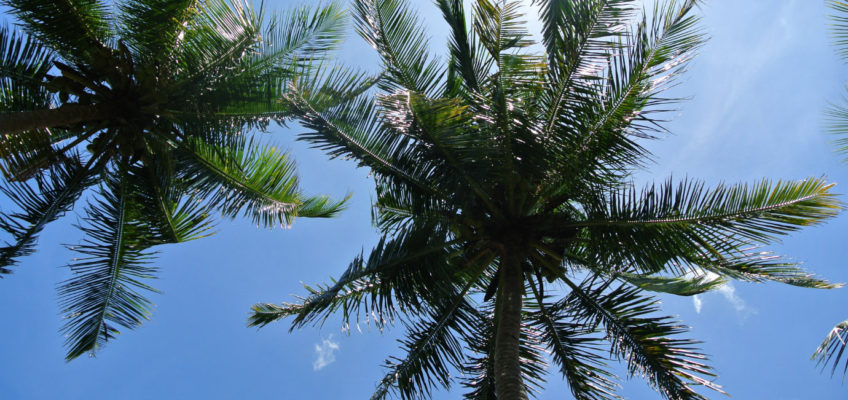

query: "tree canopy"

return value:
[0, 0, 347, 360]
[250, 0, 842, 399]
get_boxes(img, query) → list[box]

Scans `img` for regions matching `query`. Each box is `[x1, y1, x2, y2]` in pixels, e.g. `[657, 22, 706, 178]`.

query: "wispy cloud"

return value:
[693, 295, 703, 314]
[717, 282, 749, 313]
[690, 281, 755, 317]
[313, 335, 340, 371]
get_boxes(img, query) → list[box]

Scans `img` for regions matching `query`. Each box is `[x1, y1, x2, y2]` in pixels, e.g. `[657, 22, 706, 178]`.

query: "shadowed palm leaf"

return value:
[251, 0, 841, 399]
[814, 0, 848, 378]
[0, 0, 347, 360]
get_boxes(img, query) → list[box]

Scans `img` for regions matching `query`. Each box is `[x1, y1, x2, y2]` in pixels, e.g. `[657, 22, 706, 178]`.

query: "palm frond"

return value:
[533, 0, 635, 138]
[173, 0, 261, 90]
[472, 0, 533, 60]
[3, 0, 113, 64]
[437, 0, 490, 93]
[371, 291, 477, 400]
[0, 154, 98, 273]
[117, 0, 200, 63]
[527, 280, 620, 400]
[829, 0, 848, 60]
[563, 276, 723, 400]
[813, 319, 848, 379]
[571, 178, 840, 277]
[178, 133, 342, 228]
[58, 170, 159, 360]
[189, 2, 347, 123]
[0, 25, 54, 112]
[249, 227, 459, 330]
[552, 0, 704, 188]
[609, 271, 725, 296]
[353, 0, 443, 95]
[131, 160, 214, 244]
[288, 82, 440, 197]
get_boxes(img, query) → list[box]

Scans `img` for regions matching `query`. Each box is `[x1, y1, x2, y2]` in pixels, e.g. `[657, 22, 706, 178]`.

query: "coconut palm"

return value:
[0, 0, 348, 360]
[813, 0, 848, 379]
[249, 0, 841, 399]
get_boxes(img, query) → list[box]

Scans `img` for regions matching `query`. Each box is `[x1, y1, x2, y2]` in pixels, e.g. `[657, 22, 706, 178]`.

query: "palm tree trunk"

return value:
[494, 252, 528, 400]
[0, 104, 110, 135]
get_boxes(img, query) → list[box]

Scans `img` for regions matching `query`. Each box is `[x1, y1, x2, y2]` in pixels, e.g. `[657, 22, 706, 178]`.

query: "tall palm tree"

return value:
[813, 0, 848, 380]
[0, 0, 348, 360]
[250, 0, 841, 399]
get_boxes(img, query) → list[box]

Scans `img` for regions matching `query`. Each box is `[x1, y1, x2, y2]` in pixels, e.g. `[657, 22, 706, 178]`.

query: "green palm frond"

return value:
[813, 319, 848, 379]
[555, 0, 704, 186]
[290, 84, 439, 197]
[437, 0, 489, 94]
[1, 0, 348, 360]
[527, 282, 619, 400]
[354, 0, 443, 95]
[0, 25, 54, 112]
[573, 178, 840, 276]
[609, 271, 725, 297]
[58, 170, 159, 360]
[563, 276, 723, 400]
[192, 3, 347, 122]
[249, 227, 460, 329]
[131, 159, 214, 244]
[829, 0, 848, 60]
[172, 0, 261, 88]
[0, 154, 99, 273]
[3, 0, 112, 64]
[178, 134, 342, 228]
[117, 0, 200, 62]
[371, 293, 477, 400]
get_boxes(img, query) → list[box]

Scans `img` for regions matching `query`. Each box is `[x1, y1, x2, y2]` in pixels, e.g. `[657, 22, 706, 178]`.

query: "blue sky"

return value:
[1, 0, 847, 399]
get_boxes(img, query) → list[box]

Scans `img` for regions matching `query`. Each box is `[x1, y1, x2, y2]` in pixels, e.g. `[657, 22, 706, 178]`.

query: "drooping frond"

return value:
[58, 170, 160, 360]
[813, 319, 848, 379]
[0, 25, 54, 112]
[371, 293, 477, 400]
[527, 281, 620, 400]
[609, 271, 725, 297]
[562, 276, 723, 400]
[0, 154, 98, 273]
[249, 226, 458, 330]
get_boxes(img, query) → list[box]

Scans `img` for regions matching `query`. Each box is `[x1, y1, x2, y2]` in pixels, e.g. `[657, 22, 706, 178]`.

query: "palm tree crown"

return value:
[249, 0, 841, 399]
[0, 0, 347, 360]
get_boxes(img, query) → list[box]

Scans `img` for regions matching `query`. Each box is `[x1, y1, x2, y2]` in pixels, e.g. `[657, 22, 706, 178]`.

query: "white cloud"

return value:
[693, 295, 703, 314]
[717, 282, 748, 313]
[313, 335, 340, 371]
[690, 281, 756, 317]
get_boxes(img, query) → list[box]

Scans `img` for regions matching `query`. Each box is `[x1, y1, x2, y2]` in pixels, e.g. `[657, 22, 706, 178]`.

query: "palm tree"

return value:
[0, 0, 348, 360]
[249, 0, 842, 399]
[813, 0, 848, 380]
